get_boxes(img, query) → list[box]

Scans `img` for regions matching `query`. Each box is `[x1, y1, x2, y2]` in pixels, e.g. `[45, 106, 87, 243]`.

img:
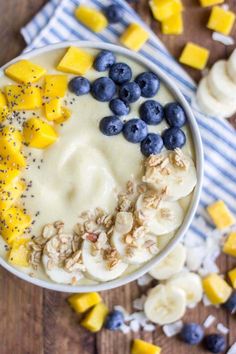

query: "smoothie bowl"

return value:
[0, 42, 203, 292]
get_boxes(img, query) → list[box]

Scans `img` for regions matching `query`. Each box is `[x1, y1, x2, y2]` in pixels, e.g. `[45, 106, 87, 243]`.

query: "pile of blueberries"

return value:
[68, 50, 187, 157]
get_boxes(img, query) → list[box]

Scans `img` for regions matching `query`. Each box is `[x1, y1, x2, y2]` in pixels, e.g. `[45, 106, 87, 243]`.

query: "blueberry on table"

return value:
[204, 334, 226, 353]
[162, 127, 186, 150]
[123, 118, 147, 143]
[140, 100, 164, 125]
[68, 76, 90, 96]
[135, 72, 160, 98]
[119, 82, 141, 103]
[165, 102, 187, 128]
[99, 116, 123, 136]
[223, 291, 236, 314]
[109, 63, 132, 85]
[180, 323, 204, 345]
[109, 98, 130, 116]
[105, 310, 124, 331]
[141, 133, 163, 156]
[91, 77, 116, 102]
[104, 4, 123, 23]
[93, 50, 116, 72]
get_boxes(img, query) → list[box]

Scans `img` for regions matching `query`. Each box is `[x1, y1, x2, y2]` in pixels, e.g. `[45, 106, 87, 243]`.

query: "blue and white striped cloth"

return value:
[21, 0, 236, 240]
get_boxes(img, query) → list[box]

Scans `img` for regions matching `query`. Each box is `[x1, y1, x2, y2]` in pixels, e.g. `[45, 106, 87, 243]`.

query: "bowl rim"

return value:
[0, 40, 204, 292]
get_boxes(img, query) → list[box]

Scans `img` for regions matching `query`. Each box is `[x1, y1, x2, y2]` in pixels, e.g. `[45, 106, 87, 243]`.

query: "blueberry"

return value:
[68, 76, 90, 96]
[99, 116, 123, 136]
[91, 77, 116, 102]
[204, 334, 226, 353]
[109, 98, 130, 116]
[162, 127, 186, 150]
[223, 291, 236, 314]
[94, 50, 116, 72]
[119, 82, 141, 103]
[180, 323, 204, 345]
[135, 72, 160, 98]
[123, 118, 147, 143]
[140, 100, 164, 125]
[165, 102, 187, 127]
[109, 63, 132, 85]
[141, 133, 163, 156]
[104, 4, 123, 23]
[105, 310, 124, 331]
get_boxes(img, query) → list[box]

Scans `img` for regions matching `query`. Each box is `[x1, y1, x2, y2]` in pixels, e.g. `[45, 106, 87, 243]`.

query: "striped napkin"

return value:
[21, 0, 236, 242]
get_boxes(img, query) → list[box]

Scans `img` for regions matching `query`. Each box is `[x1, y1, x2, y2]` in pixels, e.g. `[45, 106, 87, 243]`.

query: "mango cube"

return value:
[120, 23, 150, 51]
[0, 207, 31, 245]
[0, 91, 7, 107]
[68, 292, 102, 313]
[0, 164, 20, 189]
[45, 98, 62, 121]
[0, 181, 25, 213]
[207, 6, 235, 35]
[8, 243, 29, 267]
[57, 47, 94, 75]
[55, 107, 71, 124]
[44, 75, 67, 98]
[5, 60, 46, 84]
[223, 232, 236, 257]
[202, 273, 232, 305]
[0, 127, 25, 168]
[75, 6, 108, 32]
[5, 85, 42, 110]
[179, 42, 209, 70]
[199, 0, 225, 7]
[0, 91, 9, 122]
[0, 126, 22, 150]
[131, 339, 162, 354]
[23, 118, 58, 149]
[161, 12, 183, 35]
[207, 200, 235, 229]
[149, 0, 183, 22]
[228, 268, 236, 288]
[80, 302, 109, 332]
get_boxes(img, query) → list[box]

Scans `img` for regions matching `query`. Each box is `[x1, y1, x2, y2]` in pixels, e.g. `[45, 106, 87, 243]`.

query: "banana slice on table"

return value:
[226, 49, 236, 83]
[144, 284, 187, 325]
[167, 271, 203, 307]
[149, 243, 186, 280]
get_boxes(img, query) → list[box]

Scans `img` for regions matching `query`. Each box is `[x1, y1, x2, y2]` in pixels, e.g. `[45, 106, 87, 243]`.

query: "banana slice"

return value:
[144, 284, 187, 325]
[167, 271, 203, 307]
[157, 231, 175, 250]
[149, 243, 186, 280]
[226, 49, 236, 83]
[82, 239, 128, 282]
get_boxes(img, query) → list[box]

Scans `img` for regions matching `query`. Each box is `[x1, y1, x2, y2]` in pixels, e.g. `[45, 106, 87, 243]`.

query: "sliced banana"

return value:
[226, 49, 236, 83]
[149, 243, 186, 280]
[114, 212, 133, 234]
[157, 231, 175, 250]
[82, 239, 128, 282]
[144, 284, 187, 325]
[167, 271, 203, 307]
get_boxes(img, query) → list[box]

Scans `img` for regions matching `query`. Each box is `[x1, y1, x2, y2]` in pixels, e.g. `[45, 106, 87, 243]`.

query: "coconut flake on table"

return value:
[203, 294, 212, 307]
[137, 273, 153, 286]
[217, 323, 229, 335]
[212, 32, 235, 46]
[227, 342, 236, 354]
[143, 323, 156, 332]
[163, 321, 183, 337]
[114, 305, 130, 321]
[129, 319, 141, 332]
[203, 315, 216, 328]
[186, 245, 207, 271]
[132, 295, 147, 311]
[120, 323, 131, 334]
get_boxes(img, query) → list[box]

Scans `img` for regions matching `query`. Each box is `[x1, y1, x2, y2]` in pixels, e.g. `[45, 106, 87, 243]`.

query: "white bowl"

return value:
[0, 41, 204, 292]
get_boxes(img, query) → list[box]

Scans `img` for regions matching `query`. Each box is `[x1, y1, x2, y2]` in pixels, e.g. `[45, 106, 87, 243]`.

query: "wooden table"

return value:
[0, 1, 235, 353]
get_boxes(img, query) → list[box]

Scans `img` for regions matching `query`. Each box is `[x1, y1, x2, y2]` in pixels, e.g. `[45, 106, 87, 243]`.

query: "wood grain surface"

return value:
[0, 1, 235, 354]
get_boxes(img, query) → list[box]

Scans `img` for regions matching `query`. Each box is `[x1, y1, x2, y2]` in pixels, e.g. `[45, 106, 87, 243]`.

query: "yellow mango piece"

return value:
[207, 6, 235, 35]
[207, 200, 235, 229]
[202, 273, 232, 305]
[120, 23, 150, 51]
[0, 207, 31, 245]
[0, 92, 9, 122]
[228, 268, 236, 288]
[223, 231, 236, 257]
[0, 181, 25, 213]
[0, 126, 22, 150]
[55, 107, 71, 124]
[5, 85, 42, 110]
[199, 0, 224, 7]
[68, 292, 102, 313]
[0, 91, 7, 107]
[44, 75, 67, 98]
[179, 42, 209, 70]
[131, 339, 162, 354]
[0, 164, 20, 190]
[8, 242, 29, 267]
[5, 60, 46, 84]
[80, 302, 109, 332]
[45, 98, 62, 121]
[57, 47, 94, 75]
[75, 5, 108, 32]
[23, 118, 58, 149]
[150, 0, 183, 22]
[0, 126, 25, 168]
[161, 12, 183, 35]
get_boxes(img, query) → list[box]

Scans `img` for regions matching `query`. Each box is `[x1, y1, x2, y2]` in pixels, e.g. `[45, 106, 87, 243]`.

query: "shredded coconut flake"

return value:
[203, 294, 212, 307]
[217, 323, 229, 335]
[132, 295, 147, 311]
[227, 342, 236, 354]
[137, 273, 153, 286]
[143, 323, 156, 332]
[212, 32, 234, 46]
[129, 319, 140, 332]
[120, 323, 131, 334]
[163, 321, 183, 337]
[203, 315, 216, 328]
[114, 305, 130, 321]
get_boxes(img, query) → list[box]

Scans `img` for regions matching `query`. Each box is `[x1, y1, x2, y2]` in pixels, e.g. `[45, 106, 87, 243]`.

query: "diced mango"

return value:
[45, 98, 62, 121]
[207, 6, 235, 35]
[80, 302, 109, 332]
[23, 118, 58, 149]
[199, 0, 224, 7]
[0, 126, 22, 150]
[207, 200, 235, 229]
[0, 164, 20, 189]
[0, 181, 25, 213]
[131, 339, 162, 354]
[0, 91, 7, 107]
[8, 243, 29, 267]
[44, 75, 67, 98]
[202, 273, 232, 305]
[223, 232, 236, 257]
[179, 42, 209, 70]
[161, 12, 183, 35]
[0, 207, 31, 245]
[57, 47, 94, 75]
[55, 107, 71, 124]
[149, 0, 183, 22]
[0, 126, 26, 168]
[228, 268, 236, 288]
[5, 60, 46, 84]
[75, 5, 108, 32]
[68, 292, 102, 313]
[5, 85, 42, 110]
[0, 92, 9, 122]
[120, 23, 150, 51]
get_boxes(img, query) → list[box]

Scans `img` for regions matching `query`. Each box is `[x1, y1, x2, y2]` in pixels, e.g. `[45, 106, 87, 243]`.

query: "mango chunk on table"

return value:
[179, 42, 209, 69]
[5, 84, 42, 110]
[199, 0, 224, 7]
[131, 339, 162, 354]
[5, 60, 46, 84]
[80, 302, 109, 332]
[57, 47, 94, 75]
[45, 98, 62, 121]
[223, 231, 236, 257]
[68, 292, 102, 313]
[0, 164, 20, 189]
[0, 126, 26, 168]
[228, 268, 236, 288]
[55, 107, 71, 124]
[23, 118, 58, 149]
[0, 180, 25, 213]
[44, 75, 67, 98]
[8, 242, 29, 267]
[207, 6, 235, 35]
[161, 12, 183, 35]
[120, 23, 149, 51]
[207, 200, 235, 229]
[149, 0, 183, 22]
[202, 273, 232, 305]
[75, 5, 108, 32]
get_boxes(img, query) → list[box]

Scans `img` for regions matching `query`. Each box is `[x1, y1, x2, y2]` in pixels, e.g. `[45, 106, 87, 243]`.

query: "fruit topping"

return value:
[164, 102, 187, 127]
[91, 77, 116, 102]
[68, 76, 91, 96]
[162, 127, 186, 150]
[123, 118, 148, 143]
[140, 133, 163, 156]
[140, 100, 164, 125]
[57, 47, 94, 75]
[119, 82, 141, 103]
[109, 63, 132, 85]
[135, 72, 160, 98]
[94, 50, 116, 72]
[5, 60, 46, 83]
[109, 98, 130, 116]
[99, 116, 123, 136]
